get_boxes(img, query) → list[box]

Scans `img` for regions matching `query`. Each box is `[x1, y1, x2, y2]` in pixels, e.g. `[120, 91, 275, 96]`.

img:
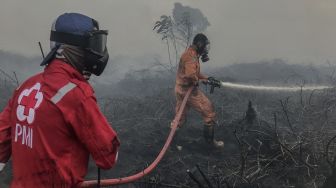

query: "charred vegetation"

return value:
[1, 57, 336, 188]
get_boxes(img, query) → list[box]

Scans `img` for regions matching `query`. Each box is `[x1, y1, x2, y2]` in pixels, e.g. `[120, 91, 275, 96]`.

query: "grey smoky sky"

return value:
[1, 0, 336, 66]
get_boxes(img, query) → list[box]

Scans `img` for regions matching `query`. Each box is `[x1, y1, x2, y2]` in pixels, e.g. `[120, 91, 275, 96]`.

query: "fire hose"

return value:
[80, 79, 332, 187]
[80, 87, 194, 187]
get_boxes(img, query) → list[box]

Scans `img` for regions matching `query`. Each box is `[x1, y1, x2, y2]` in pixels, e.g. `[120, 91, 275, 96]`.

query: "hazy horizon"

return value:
[1, 0, 336, 68]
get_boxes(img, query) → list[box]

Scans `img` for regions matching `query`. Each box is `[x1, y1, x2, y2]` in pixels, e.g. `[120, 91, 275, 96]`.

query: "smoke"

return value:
[172, 2, 210, 39]
[220, 81, 332, 92]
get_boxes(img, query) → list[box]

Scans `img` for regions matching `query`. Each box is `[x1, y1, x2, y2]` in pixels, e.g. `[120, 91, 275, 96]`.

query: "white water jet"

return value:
[220, 81, 332, 92]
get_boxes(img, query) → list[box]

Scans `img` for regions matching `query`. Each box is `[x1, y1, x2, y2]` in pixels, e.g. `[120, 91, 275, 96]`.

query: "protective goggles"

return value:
[50, 30, 108, 54]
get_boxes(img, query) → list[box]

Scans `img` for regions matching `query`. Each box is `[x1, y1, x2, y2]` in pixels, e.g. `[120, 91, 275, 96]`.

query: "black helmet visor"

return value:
[50, 30, 108, 54]
[87, 30, 108, 54]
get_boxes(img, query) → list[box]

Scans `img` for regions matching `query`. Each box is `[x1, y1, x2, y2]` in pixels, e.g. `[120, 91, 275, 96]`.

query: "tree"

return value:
[153, 3, 210, 70]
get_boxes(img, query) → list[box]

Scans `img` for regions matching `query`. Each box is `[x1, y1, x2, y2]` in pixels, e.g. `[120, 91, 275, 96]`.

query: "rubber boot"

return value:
[203, 125, 224, 148]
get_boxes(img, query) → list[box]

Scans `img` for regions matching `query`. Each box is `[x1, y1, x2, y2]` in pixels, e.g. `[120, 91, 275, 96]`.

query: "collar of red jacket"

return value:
[44, 59, 87, 82]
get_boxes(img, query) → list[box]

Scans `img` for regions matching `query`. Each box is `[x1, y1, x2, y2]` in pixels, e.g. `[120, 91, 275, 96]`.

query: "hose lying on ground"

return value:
[80, 87, 194, 187]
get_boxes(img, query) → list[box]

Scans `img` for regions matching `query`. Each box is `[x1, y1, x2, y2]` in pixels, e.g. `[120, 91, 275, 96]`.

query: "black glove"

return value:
[201, 77, 214, 85]
[207, 77, 216, 83]
[207, 77, 221, 94]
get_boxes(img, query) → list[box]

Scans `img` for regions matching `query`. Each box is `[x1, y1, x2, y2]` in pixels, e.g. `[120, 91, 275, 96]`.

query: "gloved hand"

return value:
[205, 76, 221, 94]
[201, 77, 216, 85]
[207, 76, 216, 83]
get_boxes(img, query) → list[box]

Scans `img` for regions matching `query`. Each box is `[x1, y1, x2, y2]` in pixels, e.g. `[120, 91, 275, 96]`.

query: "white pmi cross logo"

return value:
[15, 82, 43, 149]
[16, 82, 43, 124]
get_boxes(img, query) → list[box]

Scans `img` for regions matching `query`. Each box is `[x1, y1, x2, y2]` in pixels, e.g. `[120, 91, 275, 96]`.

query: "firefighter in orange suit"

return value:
[173, 33, 224, 148]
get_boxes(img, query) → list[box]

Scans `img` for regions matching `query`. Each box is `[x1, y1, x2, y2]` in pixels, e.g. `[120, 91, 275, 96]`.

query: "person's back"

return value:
[0, 13, 120, 187]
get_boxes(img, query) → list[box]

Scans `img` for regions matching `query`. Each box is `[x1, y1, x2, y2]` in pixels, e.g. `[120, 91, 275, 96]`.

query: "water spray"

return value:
[220, 81, 332, 92]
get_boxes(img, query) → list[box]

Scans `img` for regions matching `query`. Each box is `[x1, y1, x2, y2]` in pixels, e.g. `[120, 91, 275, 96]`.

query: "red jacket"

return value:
[0, 59, 120, 187]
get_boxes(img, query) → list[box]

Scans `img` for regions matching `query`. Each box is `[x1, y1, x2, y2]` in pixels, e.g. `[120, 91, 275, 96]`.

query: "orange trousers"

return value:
[174, 85, 216, 126]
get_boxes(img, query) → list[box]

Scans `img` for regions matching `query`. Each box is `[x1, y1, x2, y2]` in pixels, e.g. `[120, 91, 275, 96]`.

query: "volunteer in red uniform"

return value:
[173, 33, 224, 148]
[0, 13, 120, 187]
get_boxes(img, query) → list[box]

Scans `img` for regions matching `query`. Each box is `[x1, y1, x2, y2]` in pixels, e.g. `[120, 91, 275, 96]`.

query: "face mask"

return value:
[83, 30, 109, 75]
[200, 43, 210, 62]
[84, 47, 109, 76]
[46, 29, 110, 76]
[201, 53, 209, 62]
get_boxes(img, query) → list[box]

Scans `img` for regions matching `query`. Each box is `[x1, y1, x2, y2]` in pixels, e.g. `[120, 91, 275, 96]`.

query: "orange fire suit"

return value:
[174, 47, 216, 126]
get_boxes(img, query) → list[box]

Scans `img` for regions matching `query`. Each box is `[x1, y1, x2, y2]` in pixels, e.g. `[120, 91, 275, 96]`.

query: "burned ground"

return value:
[1, 61, 336, 188]
[85, 76, 336, 188]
